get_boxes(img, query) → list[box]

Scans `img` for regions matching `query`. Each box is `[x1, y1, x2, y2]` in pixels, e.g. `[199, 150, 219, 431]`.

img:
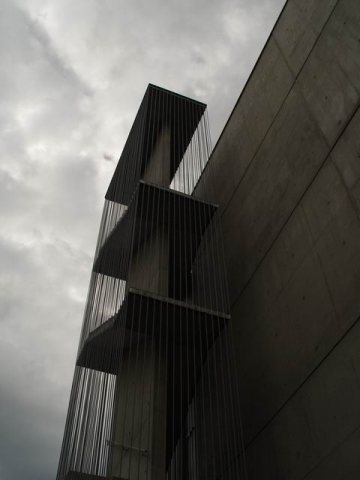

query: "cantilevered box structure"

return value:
[57, 85, 246, 480]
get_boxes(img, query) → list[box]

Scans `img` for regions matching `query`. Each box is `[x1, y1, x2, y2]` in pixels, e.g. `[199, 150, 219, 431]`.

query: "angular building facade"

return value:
[57, 85, 246, 480]
[194, 0, 360, 478]
[58, 0, 360, 478]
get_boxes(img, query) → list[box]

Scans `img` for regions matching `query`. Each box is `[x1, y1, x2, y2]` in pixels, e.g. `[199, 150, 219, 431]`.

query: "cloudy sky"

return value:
[0, 0, 285, 478]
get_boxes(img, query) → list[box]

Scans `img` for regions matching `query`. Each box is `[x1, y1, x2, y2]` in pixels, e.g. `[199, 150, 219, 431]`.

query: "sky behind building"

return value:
[0, 0, 285, 478]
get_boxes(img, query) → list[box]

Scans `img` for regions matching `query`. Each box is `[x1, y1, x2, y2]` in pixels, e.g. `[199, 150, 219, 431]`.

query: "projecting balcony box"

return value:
[105, 84, 206, 206]
[76, 286, 230, 472]
[93, 180, 217, 301]
[77, 287, 229, 376]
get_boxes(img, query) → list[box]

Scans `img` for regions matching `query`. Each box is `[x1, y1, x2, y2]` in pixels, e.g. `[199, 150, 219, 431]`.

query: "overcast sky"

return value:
[0, 0, 285, 478]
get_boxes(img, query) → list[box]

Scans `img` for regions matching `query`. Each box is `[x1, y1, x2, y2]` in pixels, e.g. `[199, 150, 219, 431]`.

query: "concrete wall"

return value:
[142, 127, 171, 187]
[195, 0, 360, 478]
[111, 343, 167, 480]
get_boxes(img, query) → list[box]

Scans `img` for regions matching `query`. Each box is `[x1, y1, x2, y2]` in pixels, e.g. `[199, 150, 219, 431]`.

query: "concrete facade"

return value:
[195, 0, 360, 477]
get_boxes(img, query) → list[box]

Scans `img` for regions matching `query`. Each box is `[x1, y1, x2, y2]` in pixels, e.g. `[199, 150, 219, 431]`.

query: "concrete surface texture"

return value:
[195, 0, 360, 478]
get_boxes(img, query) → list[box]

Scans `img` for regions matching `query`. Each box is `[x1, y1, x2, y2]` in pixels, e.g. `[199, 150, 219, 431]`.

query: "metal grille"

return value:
[56, 84, 247, 480]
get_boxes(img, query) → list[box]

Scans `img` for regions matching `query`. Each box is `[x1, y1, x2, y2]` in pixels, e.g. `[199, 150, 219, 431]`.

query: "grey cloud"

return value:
[0, 236, 84, 480]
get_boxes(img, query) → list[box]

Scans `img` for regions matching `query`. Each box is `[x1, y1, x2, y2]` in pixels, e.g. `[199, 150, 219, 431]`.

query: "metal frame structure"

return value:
[57, 84, 246, 480]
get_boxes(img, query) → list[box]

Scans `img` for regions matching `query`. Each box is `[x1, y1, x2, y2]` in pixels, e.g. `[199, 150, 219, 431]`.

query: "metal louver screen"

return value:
[56, 84, 247, 480]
